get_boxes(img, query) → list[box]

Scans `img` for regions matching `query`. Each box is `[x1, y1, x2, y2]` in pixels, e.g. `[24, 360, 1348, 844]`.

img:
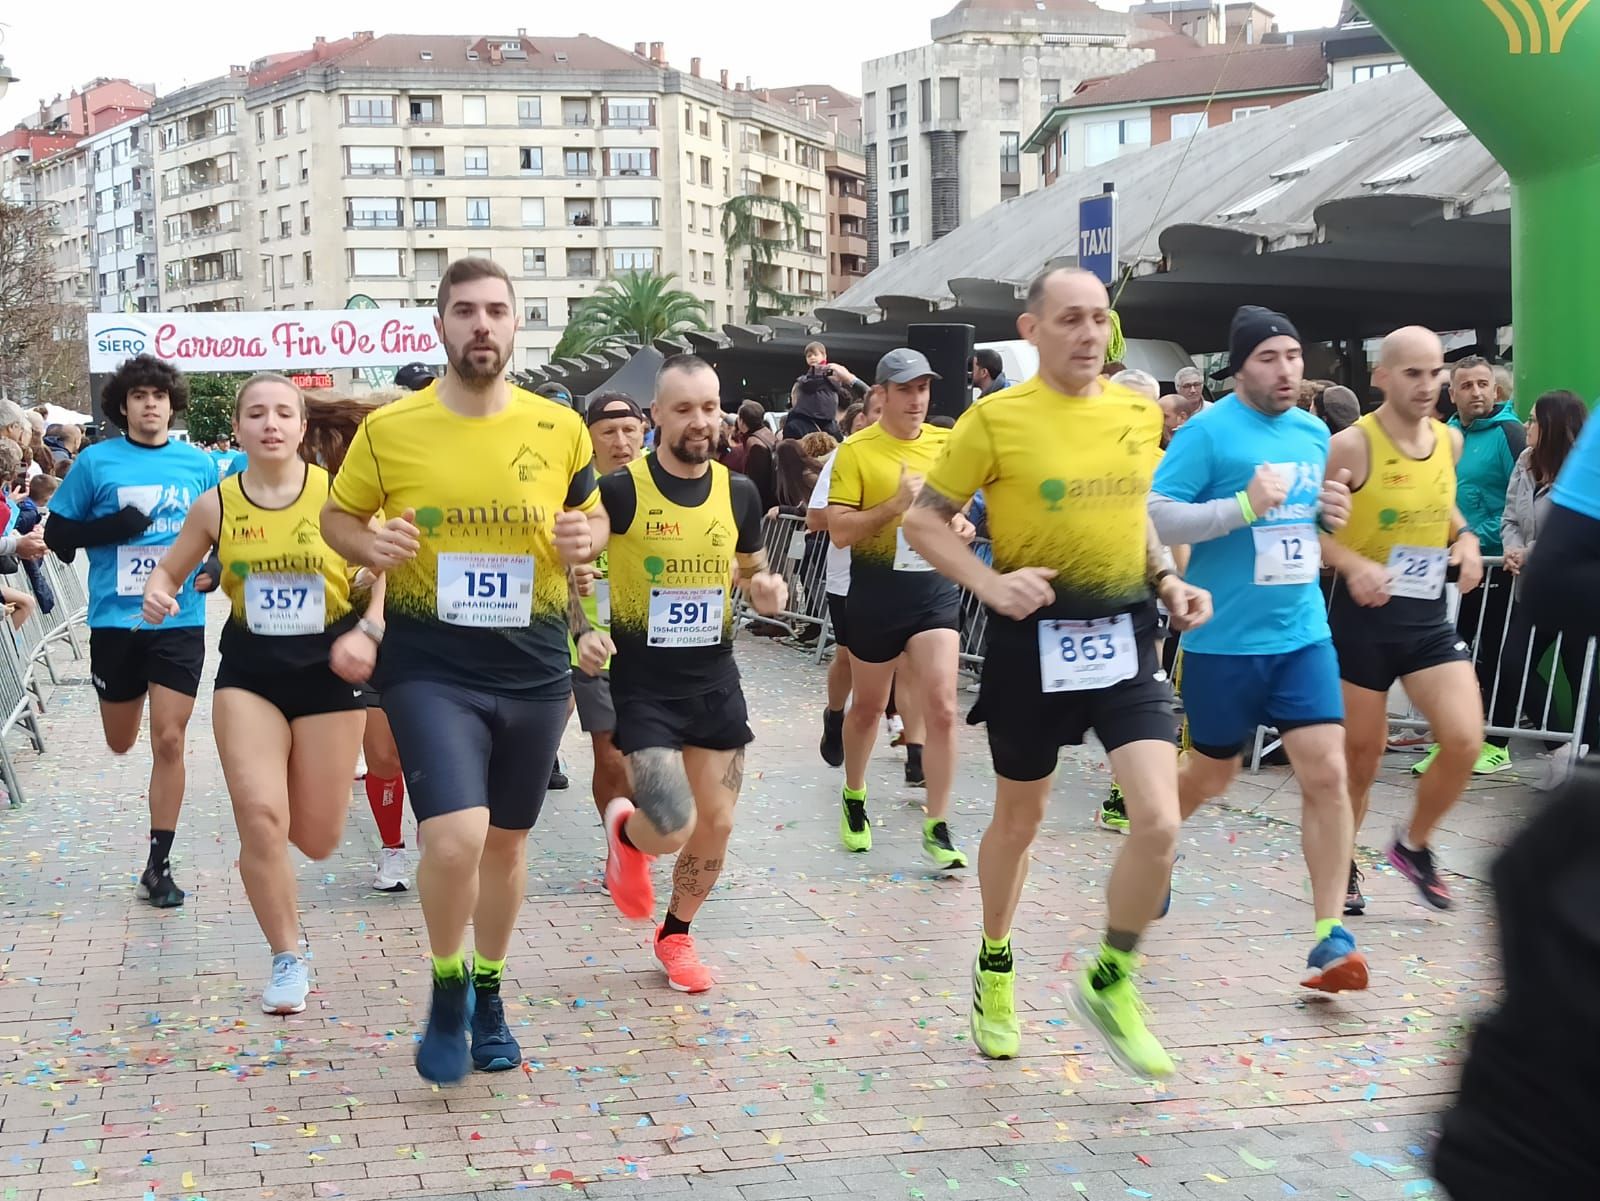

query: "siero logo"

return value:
[1481, 0, 1589, 53]
[94, 327, 148, 359]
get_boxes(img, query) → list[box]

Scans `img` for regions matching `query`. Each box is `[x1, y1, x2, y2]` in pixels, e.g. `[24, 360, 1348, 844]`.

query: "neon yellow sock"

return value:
[842, 784, 867, 801]
[981, 933, 1010, 958]
[1315, 918, 1343, 942]
[472, 955, 506, 988]
[432, 951, 466, 983]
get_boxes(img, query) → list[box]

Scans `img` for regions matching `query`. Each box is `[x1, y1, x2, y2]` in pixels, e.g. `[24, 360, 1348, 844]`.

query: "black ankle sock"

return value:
[147, 829, 175, 872]
[905, 742, 924, 764]
[824, 707, 844, 725]
[659, 912, 691, 939]
[618, 822, 638, 851]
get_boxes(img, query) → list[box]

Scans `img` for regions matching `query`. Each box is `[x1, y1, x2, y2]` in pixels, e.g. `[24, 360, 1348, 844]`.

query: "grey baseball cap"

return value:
[875, 348, 942, 385]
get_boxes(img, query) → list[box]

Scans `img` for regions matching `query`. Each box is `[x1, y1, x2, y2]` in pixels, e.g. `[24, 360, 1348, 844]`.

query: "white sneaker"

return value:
[885, 715, 905, 743]
[262, 953, 310, 1015]
[373, 846, 411, 892]
[354, 751, 368, 781]
[1535, 742, 1587, 792]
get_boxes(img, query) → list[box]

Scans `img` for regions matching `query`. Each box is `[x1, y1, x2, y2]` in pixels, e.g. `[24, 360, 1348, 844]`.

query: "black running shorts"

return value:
[845, 595, 960, 665]
[969, 606, 1176, 782]
[571, 667, 616, 735]
[1332, 621, 1471, 693]
[827, 592, 851, 654]
[381, 678, 567, 830]
[215, 657, 367, 723]
[613, 683, 753, 755]
[89, 627, 205, 703]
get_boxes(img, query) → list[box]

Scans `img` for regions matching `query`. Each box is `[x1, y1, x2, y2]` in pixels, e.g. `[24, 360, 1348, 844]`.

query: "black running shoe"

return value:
[416, 975, 473, 1084]
[905, 746, 926, 788]
[470, 987, 521, 1072]
[1387, 839, 1452, 911]
[1344, 862, 1367, 916]
[819, 709, 845, 768]
[548, 760, 570, 791]
[138, 865, 186, 909]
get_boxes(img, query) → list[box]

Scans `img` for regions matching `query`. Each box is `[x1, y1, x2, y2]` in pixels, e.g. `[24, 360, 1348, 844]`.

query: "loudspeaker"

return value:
[907, 323, 976, 421]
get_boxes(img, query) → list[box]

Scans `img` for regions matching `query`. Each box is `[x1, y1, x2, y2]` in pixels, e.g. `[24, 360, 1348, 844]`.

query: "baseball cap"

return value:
[394, 362, 436, 391]
[875, 348, 942, 385]
[586, 394, 645, 426]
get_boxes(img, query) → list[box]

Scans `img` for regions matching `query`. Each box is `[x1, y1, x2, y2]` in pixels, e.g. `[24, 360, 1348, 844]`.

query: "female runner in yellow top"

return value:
[142, 372, 386, 1015]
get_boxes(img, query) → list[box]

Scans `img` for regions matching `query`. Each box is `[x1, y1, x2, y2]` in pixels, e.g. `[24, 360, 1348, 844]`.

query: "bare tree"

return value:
[0, 202, 86, 407]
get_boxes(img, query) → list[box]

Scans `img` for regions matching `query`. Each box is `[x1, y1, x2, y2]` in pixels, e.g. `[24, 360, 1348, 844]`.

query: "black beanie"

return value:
[1224, 306, 1300, 377]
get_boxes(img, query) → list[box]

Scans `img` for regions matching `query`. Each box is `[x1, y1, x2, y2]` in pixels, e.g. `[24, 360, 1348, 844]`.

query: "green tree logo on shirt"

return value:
[415, 507, 445, 538]
[1379, 508, 1399, 528]
[1039, 479, 1067, 512]
[644, 555, 666, 584]
[229, 561, 250, 579]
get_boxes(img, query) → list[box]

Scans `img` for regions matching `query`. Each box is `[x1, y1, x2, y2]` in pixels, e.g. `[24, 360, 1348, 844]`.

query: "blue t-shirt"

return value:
[1553, 414, 1600, 521]
[211, 449, 240, 476]
[50, 437, 219, 629]
[220, 452, 248, 480]
[1152, 395, 1330, 655]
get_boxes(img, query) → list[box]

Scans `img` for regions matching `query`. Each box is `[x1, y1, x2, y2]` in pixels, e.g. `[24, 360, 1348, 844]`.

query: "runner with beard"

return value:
[321, 257, 607, 1084]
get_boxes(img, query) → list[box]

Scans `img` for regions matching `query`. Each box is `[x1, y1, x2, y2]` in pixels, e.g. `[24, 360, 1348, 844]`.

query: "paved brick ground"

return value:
[0, 612, 1530, 1201]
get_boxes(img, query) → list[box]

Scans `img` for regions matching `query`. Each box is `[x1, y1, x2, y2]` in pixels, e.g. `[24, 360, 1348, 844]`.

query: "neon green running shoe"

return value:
[1097, 782, 1130, 833]
[1410, 743, 1441, 776]
[840, 793, 871, 852]
[1472, 742, 1512, 775]
[1070, 968, 1175, 1080]
[970, 957, 1020, 1059]
[922, 819, 967, 870]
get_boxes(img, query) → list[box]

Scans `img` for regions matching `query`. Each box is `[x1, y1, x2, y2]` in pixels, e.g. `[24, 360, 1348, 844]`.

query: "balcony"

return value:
[835, 230, 867, 256]
[836, 192, 867, 221]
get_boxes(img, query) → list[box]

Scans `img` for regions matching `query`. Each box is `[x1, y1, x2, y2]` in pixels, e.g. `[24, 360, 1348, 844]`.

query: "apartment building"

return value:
[30, 143, 93, 305]
[149, 32, 833, 369]
[762, 84, 866, 298]
[1128, 1, 1279, 45]
[84, 114, 158, 312]
[861, 0, 1160, 263]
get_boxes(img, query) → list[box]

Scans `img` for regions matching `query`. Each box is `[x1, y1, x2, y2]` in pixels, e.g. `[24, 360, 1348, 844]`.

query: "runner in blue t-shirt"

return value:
[1150, 306, 1367, 995]
[45, 355, 219, 909]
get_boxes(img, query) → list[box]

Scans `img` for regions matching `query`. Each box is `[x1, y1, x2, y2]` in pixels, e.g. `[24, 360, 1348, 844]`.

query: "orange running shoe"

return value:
[604, 798, 655, 920]
[654, 929, 713, 993]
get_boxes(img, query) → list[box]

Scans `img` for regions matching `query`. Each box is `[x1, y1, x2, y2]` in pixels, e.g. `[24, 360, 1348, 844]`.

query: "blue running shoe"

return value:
[1300, 926, 1370, 993]
[416, 975, 473, 1084]
[470, 986, 522, 1071]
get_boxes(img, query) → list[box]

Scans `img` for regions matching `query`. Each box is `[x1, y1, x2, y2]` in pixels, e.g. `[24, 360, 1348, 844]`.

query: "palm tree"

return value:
[720, 193, 809, 324]
[550, 270, 708, 360]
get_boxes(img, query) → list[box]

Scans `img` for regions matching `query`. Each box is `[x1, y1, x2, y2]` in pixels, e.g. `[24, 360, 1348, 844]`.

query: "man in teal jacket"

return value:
[1437, 356, 1525, 777]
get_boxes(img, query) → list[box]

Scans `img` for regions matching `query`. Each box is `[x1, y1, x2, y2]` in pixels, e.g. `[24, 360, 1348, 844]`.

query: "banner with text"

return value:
[88, 311, 442, 374]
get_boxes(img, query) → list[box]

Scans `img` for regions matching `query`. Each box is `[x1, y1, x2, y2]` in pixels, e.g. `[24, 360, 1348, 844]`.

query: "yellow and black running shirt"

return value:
[828, 421, 959, 619]
[1331, 411, 1457, 631]
[600, 455, 764, 699]
[329, 383, 598, 699]
[924, 376, 1161, 624]
[218, 463, 355, 671]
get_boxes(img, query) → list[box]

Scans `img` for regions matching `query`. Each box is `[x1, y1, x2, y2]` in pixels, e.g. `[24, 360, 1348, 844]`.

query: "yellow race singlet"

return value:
[218, 463, 355, 667]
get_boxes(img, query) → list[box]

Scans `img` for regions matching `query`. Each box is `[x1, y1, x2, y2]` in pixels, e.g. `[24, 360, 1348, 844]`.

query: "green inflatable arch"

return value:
[1360, 0, 1600, 411]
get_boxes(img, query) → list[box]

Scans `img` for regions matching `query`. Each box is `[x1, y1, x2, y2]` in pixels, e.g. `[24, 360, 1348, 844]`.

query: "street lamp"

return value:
[0, 55, 17, 102]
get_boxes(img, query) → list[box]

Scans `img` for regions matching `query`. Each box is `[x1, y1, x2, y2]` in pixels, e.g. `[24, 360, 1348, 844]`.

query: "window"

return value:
[520, 147, 543, 174]
[1084, 117, 1150, 167]
[1170, 111, 1208, 140]
[522, 248, 546, 276]
[721, 120, 729, 149]
[259, 209, 269, 240]
[889, 138, 909, 181]
[700, 156, 711, 186]
[684, 104, 694, 131]
[863, 91, 876, 136]
[722, 168, 730, 196]
[685, 151, 695, 179]
[607, 197, 657, 226]
[1232, 105, 1270, 121]
[468, 248, 493, 263]
[888, 85, 907, 130]
[1000, 132, 1020, 174]
[518, 96, 542, 126]
[412, 198, 440, 228]
[276, 156, 290, 187]
[462, 95, 488, 125]
[567, 249, 596, 277]
[563, 99, 591, 126]
[464, 146, 489, 175]
[466, 197, 491, 228]
[274, 106, 287, 137]
[302, 250, 312, 280]
[277, 204, 292, 237]
[1001, 182, 1020, 200]
[919, 78, 932, 123]
[701, 203, 714, 234]
[416, 249, 445, 280]
[686, 201, 696, 231]
[217, 104, 237, 134]
[611, 248, 656, 273]
[890, 189, 909, 234]
[300, 200, 311, 234]
[255, 112, 266, 142]
[605, 98, 651, 127]
[260, 255, 272, 288]
[298, 150, 309, 182]
[1041, 78, 1061, 105]
[934, 77, 960, 120]
[350, 247, 402, 277]
[296, 98, 307, 131]
[347, 197, 402, 229]
[1352, 61, 1407, 83]
[279, 254, 295, 286]
[409, 96, 441, 125]
[411, 147, 443, 176]
[520, 197, 545, 228]
[344, 96, 395, 125]
[565, 148, 593, 176]
[999, 78, 1020, 119]
[891, 241, 909, 258]
[517, 299, 546, 328]
[346, 146, 399, 176]
[608, 148, 651, 176]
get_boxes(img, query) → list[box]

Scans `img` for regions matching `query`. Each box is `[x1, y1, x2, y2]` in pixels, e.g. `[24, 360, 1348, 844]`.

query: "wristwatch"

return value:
[357, 617, 385, 645]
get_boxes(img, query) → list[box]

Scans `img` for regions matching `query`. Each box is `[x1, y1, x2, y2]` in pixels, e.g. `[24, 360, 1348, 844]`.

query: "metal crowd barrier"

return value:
[0, 553, 88, 806]
[1248, 557, 1597, 776]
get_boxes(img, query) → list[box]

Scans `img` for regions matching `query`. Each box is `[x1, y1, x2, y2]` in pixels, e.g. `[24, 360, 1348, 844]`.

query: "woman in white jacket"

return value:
[1491, 390, 1593, 774]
